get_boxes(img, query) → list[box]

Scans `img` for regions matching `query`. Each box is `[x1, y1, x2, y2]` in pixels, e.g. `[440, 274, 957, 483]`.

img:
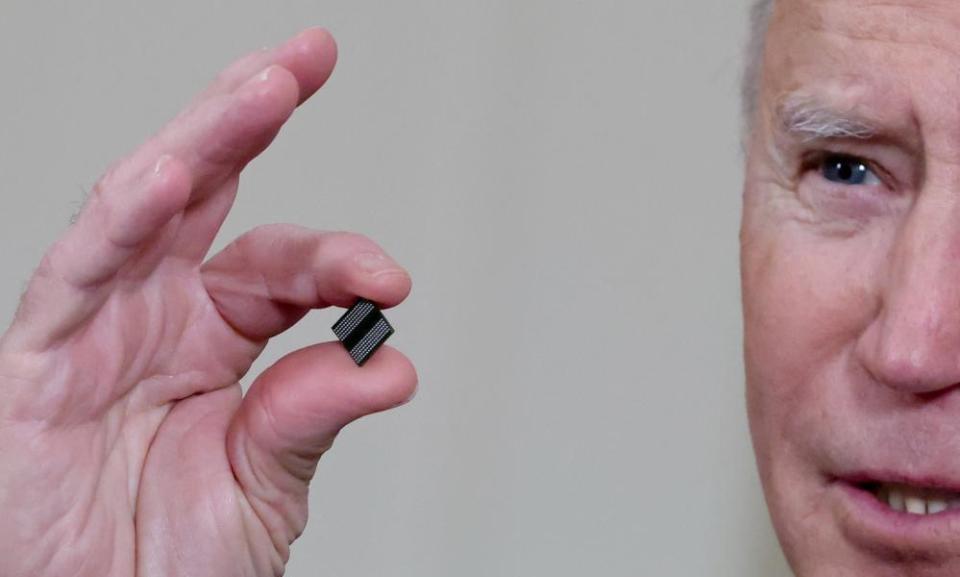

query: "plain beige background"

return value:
[0, 1, 791, 575]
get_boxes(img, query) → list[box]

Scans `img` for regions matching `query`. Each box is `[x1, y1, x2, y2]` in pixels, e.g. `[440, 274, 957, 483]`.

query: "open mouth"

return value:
[858, 481, 960, 515]
[834, 476, 960, 553]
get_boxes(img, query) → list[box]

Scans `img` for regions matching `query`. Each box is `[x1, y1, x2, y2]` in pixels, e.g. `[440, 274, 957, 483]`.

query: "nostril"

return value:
[914, 384, 960, 403]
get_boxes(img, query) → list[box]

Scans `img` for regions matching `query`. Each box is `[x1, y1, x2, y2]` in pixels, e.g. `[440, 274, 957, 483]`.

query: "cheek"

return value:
[741, 222, 885, 463]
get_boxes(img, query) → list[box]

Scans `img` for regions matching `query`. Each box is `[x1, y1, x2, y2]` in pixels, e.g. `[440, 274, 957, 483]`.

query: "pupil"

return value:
[837, 161, 853, 181]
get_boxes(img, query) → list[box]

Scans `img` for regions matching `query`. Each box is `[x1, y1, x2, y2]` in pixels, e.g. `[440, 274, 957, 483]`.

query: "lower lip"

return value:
[833, 480, 960, 555]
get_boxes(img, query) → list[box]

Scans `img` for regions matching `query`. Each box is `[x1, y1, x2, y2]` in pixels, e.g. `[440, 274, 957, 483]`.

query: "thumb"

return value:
[226, 341, 417, 544]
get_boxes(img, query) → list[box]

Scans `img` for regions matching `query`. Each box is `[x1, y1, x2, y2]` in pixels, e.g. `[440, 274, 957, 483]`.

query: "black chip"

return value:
[332, 299, 395, 366]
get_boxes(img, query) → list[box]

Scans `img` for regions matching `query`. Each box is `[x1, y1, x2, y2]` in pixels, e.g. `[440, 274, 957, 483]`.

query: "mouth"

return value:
[857, 481, 960, 515]
[833, 473, 960, 556]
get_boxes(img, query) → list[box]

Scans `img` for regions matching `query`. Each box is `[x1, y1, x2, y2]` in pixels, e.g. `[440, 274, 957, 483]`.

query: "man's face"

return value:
[742, 0, 960, 574]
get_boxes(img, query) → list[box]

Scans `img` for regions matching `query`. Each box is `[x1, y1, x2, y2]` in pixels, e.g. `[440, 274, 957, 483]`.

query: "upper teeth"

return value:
[876, 483, 960, 515]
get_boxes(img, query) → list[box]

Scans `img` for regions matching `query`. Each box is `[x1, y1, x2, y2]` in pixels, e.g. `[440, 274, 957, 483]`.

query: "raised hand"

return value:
[0, 28, 417, 577]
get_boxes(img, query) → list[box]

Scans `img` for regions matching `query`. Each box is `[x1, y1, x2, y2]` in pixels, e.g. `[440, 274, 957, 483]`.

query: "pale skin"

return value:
[743, 1, 960, 575]
[0, 28, 417, 576]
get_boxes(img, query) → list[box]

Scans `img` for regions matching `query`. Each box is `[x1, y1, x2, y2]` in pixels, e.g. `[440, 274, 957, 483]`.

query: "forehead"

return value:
[763, 0, 960, 139]
[772, 0, 960, 46]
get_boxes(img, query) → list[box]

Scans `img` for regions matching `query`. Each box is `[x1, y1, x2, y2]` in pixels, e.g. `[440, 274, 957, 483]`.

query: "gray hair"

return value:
[742, 0, 775, 130]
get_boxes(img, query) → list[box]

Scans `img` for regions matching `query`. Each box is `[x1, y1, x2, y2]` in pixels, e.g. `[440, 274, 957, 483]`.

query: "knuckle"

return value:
[33, 249, 57, 280]
[85, 163, 128, 224]
[92, 162, 124, 199]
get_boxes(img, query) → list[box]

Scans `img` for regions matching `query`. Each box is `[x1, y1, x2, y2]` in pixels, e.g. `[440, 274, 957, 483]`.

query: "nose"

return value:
[856, 190, 960, 396]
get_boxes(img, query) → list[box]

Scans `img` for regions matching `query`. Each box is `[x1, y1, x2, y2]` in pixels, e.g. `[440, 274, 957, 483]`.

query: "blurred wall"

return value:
[0, 1, 791, 575]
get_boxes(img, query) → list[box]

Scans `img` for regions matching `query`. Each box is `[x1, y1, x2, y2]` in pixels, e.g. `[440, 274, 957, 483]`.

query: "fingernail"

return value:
[153, 154, 172, 175]
[247, 66, 274, 85]
[354, 252, 404, 277]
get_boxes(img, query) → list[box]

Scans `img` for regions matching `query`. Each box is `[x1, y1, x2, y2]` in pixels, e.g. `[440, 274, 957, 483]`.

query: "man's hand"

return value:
[0, 28, 417, 577]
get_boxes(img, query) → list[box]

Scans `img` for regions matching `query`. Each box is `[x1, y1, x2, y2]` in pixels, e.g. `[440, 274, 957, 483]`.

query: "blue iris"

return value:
[821, 154, 873, 185]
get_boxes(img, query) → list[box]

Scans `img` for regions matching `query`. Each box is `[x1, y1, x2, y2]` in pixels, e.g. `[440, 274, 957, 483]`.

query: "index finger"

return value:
[101, 27, 338, 192]
[192, 27, 338, 111]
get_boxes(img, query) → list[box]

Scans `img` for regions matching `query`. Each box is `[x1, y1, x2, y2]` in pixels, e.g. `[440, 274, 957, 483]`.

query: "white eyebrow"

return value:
[776, 94, 878, 142]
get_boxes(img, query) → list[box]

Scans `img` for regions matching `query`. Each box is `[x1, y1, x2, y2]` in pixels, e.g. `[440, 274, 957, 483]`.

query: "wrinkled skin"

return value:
[0, 28, 417, 577]
[742, 0, 960, 575]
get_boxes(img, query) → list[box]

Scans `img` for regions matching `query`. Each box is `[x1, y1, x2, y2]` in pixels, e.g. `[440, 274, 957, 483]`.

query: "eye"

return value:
[819, 154, 881, 186]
